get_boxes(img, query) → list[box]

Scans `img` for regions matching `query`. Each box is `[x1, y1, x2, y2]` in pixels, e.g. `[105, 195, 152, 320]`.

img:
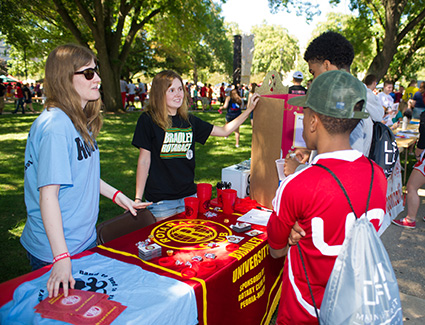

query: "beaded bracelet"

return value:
[112, 190, 122, 204]
[53, 252, 71, 264]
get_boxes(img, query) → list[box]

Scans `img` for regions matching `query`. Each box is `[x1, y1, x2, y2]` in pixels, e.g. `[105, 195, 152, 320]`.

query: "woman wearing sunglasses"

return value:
[20, 44, 150, 298]
[132, 70, 260, 220]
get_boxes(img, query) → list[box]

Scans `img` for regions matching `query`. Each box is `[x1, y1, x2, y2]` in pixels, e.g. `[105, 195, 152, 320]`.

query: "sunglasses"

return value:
[74, 67, 99, 80]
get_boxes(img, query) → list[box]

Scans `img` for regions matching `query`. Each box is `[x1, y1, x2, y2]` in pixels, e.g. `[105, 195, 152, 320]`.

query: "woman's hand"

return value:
[246, 93, 260, 111]
[47, 257, 75, 298]
[114, 192, 152, 216]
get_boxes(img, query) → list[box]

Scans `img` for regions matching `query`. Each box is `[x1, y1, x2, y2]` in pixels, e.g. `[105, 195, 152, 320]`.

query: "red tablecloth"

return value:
[91, 210, 283, 325]
[0, 208, 284, 325]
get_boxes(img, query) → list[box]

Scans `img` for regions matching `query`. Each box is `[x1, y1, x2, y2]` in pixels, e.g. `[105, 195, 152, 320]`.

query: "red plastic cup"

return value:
[197, 183, 212, 213]
[216, 188, 223, 206]
[184, 197, 199, 219]
[222, 189, 237, 214]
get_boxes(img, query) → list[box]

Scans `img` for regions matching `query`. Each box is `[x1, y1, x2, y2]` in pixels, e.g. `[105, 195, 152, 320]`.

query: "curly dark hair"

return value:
[304, 31, 354, 71]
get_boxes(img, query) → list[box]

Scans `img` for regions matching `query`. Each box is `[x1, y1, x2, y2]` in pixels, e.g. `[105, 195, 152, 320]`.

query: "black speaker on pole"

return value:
[233, 35, 242, 86]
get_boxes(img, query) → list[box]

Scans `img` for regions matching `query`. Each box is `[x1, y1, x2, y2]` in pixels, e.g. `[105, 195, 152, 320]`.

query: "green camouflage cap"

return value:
[288, 70, 369, 119]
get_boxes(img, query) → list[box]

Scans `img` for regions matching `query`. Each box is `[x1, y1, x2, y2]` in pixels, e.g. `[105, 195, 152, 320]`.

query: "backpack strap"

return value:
[315, 158, 374, 218]
[296, 158, 374, 323]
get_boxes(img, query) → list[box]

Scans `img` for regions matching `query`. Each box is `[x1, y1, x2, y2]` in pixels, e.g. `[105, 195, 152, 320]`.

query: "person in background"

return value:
[288, 71, 307, 95]
[126, 79, 137, 110]
[200, 83, 208, 111]
[378, 80, 394, 111]
[192, 85, 199, 109]
[402, 80, 418, 103]
[132, 70, 259, 220]
[394, 85, 404, 103]
[137, 78, 147, 109]
[392, 107, 425, 229]
[6, 82, 13, 99]
[119, 76, 128, 109]
[12, 82, 25, 114]
[225, 83, 233, 97]
[35, 83, 42, 97]
[23, 83, 36, 113]
[220, 88, 245, 148]
[0, 78, 6, 114]
[207, 84, 213, 110]
[20, 44, 149, 298]
[268, 70, 387, 324]
[411, 82, 425, 119]
[219, 83, 226, 105]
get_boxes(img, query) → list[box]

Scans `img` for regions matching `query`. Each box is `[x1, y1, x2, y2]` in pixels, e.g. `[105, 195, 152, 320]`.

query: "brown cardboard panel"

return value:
[251, 97, 284, 208]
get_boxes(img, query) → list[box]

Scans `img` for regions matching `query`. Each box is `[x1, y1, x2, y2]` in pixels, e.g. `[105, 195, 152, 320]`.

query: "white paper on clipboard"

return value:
[237, 209, 272, 226]
[293, 112, 306, 148]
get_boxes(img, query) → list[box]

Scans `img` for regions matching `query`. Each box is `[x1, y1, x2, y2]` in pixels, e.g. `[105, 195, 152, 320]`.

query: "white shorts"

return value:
[413, 155, 425, 176]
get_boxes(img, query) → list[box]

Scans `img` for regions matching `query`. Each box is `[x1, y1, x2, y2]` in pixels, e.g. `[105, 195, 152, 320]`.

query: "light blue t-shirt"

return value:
[0, 253, 198, 324]
[21, 108, 100, 262]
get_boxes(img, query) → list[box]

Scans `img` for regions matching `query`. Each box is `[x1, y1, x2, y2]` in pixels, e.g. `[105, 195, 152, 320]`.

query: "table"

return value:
[0, 208, 283, 325]
[394, 122, 419, 184]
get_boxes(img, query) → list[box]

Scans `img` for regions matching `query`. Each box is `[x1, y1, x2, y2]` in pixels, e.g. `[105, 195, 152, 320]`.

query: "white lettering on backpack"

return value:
[364, 262, 391, 305]
[311, 209, 385, 256]
[384, 140, 397, 165]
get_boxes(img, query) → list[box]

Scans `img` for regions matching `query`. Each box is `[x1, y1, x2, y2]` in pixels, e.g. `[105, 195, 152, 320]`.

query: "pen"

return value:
[256, 206, 273, 213]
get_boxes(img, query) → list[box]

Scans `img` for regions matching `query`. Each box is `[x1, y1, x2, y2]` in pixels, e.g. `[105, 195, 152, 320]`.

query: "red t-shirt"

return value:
[200, 86, 207, 97]
[15, 86, 23, 98]
[267, 150, 387, 324]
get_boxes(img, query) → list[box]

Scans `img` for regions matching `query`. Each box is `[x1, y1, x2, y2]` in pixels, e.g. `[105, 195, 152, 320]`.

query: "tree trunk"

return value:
[100, 66, 123, 112]
[192, 63, 198, 85]
[366, 0, 401, 81]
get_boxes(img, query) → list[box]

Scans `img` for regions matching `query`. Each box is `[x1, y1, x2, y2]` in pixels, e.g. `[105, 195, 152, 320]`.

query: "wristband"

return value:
[135, 197, 142, 202]
[53, 252, 71, 264]
[112, 190, 122, 204]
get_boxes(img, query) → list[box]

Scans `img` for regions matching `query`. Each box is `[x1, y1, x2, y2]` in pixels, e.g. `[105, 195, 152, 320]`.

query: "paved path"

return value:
[382, 192, 425, 324]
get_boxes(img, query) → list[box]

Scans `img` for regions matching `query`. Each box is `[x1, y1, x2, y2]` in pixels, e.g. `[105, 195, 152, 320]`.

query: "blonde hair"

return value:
[147, 70, 189, 130]
[44, 44, 103, 148]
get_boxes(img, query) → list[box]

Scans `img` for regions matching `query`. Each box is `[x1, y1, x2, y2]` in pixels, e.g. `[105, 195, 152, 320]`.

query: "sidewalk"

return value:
[382, 191, 425, 324]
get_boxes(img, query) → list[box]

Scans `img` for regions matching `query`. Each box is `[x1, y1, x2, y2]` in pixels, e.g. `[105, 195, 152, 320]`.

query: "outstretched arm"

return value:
[40, 185, 75, 298]
[100, 177, 151, 215]
[211, 94, 260, 137]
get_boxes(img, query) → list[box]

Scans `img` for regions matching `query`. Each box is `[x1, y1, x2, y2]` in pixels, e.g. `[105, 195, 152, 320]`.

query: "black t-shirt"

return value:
[22, 86, 31, 99]
[132, 112, 213, 202]
[288, 85, 307, 95]
[417, 111, 425, 149]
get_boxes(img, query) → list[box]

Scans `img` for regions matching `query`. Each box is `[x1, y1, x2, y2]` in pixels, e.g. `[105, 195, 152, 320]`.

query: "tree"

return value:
[150, 6, 232, 85]
[269, 0, 425, 81]
[1, 0, 228, 112]
[250, 22, 300, 78]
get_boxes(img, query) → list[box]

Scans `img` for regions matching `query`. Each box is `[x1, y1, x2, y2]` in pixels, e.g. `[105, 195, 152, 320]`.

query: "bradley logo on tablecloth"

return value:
[150, 219, 232, 250]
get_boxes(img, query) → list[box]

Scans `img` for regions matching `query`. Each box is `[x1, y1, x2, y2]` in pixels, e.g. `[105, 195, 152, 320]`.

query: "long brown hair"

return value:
[44, 44, 102, 148]
[147, 70, 189, 130]
[230, 88, 242, 105]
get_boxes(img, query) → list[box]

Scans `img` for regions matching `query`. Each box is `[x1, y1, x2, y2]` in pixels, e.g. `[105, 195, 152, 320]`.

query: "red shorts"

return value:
[128, 94, 135, 102]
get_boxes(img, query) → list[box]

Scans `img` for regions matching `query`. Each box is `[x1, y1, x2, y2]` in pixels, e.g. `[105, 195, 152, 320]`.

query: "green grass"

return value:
[0, 102, 252, 282]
